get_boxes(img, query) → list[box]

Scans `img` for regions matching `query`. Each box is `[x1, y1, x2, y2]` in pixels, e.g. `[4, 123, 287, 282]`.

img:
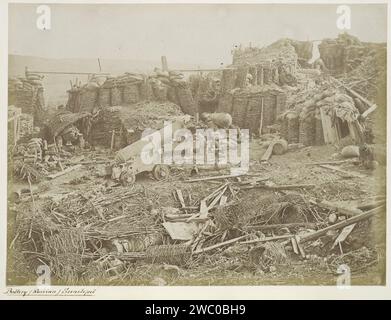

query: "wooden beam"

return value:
[299, 206, 384, 243]
[331, 76, 378, 118]
[319, 164, 366, 178]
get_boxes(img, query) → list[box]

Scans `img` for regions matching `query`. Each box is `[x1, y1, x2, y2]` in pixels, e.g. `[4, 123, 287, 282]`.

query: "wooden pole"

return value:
[110, 130, 116, 151]
[259, 97, 264, 135]
[161, 56, 168, 72]
[331, 76, 378, 118]
[299, 206, 384, 243]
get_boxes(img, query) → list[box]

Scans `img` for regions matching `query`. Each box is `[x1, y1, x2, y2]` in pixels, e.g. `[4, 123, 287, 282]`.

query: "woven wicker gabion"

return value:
[299, 116, 316, 146]
[234, 66, 249, 88]
[285, 112, 300, 143]
[80, 88, 98, 112]
[231, 96, 248, 127]
[221, 68, 236, 93]
[111, 86, 123, 106]
[145, 244, 191, 265]
[176, 86, 197, 115]
[139, 80, 154, 101]
[213, 194, 278, 230]
[216, 93, 232, 114]
[279, 116, 288, 141]
[43, 229, 86, 284]
[263, 67, 273, 84]
[98, 87, 111, 107]
[166, 86, 179, 105]
[123, 84, 140, 104]
[19, 113, 34, 138]
[314, 116, 325, 145]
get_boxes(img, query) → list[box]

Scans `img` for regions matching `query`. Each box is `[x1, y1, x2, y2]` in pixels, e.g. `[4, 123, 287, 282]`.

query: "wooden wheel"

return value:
[152, 165, 170, 181]
[119, 170, 136, 186]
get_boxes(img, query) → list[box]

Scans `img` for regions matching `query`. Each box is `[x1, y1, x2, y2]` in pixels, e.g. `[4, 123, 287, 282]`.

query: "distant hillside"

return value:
[9, 54, 212, 107]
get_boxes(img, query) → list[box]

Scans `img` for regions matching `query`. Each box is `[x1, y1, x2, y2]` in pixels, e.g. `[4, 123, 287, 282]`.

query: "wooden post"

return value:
[110, 130, 116, 151]
[259, 67, 264, 86]
[161, 56, 168, 72]
[259, 97, 264, 135]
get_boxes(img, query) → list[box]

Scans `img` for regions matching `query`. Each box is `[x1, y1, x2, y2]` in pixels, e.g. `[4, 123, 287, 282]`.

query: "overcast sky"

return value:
[9, 3, 387, 67]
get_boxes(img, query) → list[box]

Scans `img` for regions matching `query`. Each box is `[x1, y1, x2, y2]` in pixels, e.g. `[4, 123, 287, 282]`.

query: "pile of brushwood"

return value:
[11, 171, 384, 284]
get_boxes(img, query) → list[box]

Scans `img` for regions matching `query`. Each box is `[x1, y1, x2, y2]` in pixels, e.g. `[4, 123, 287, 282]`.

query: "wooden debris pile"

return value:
[10, 163, 385, 284]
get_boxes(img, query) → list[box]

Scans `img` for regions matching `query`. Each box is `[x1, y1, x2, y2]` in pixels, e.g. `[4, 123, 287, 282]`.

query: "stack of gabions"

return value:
[66, 71, 197, 116]
[217, 85, 287, 134]
[8, 72, 45, 125]
[231, 39, 298, 87]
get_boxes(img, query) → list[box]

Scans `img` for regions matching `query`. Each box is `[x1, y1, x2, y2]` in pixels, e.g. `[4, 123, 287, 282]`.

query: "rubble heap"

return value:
[89, 101, 185, 148]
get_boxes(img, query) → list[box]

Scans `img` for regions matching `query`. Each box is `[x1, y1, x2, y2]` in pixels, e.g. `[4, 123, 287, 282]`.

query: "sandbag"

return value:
[341, 145, 360, 158]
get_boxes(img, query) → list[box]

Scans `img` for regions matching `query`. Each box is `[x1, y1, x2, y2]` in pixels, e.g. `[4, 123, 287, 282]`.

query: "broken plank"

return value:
[291, 237, 299, 255]
[193, 235, 248, 254]
[260, 141, 275, 161]
[239, 234, 293, 244]
[319, 164, 366, 178]
[220, 195, 228, 206]
[241, 183, 315, 190]
[199, 200, 209, 219]
[207, 186, 227, 210]
[186, 174, 245, 182]
[47, 164, 82, 179]
[245, 222, 319, 230]
[306, 160, 353, 166]
[295, 235, 306, 258]
[309, 199, 363, 217]
[299, 206, 384, 244]
[331, 223, 356, 249]
[176, 189, 186, 208]
[163, 222, 201, 241]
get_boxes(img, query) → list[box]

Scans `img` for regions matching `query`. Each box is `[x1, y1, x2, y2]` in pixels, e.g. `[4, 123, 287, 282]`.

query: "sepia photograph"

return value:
[2, 1, 388, 294]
